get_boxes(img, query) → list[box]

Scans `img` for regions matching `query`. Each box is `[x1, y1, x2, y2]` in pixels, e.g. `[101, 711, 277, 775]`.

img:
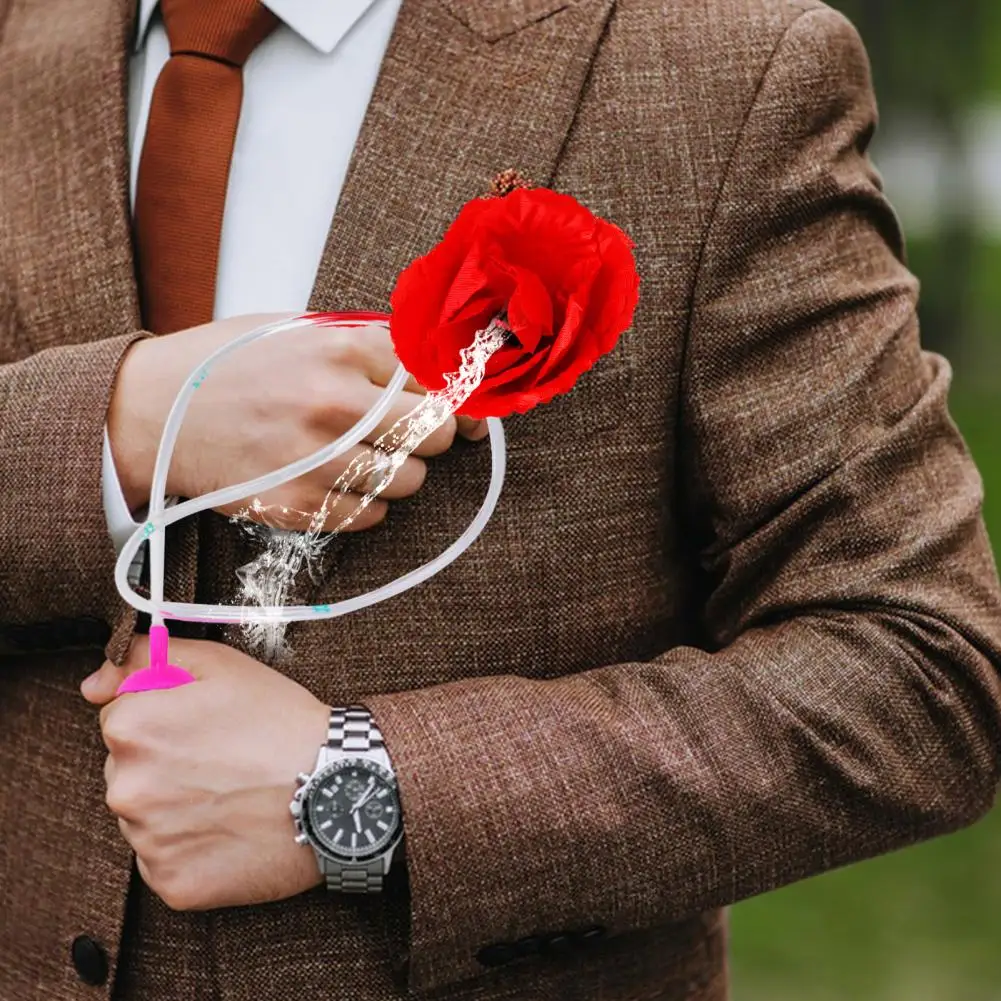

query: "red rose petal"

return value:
[440, 241, 493, 323]
[580, 220, 640, 355]
[433, 304, 502, 371]
[496, 262, 552, 354]
[390, 186, 639, 417]
[537, 294, 586, 377]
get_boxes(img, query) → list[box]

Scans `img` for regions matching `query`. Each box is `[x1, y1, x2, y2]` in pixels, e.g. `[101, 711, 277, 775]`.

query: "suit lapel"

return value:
[307, 0, 616, 315]
[292, 0, 616, 615]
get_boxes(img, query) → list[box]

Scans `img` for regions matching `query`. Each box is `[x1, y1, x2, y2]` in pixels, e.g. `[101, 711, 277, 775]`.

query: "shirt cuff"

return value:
[102, 425, 144, 553]
[102, 426, 179, 592]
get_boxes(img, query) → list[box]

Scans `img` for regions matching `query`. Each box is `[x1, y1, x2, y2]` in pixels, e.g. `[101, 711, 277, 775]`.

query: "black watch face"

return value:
[305, 759, 401, 861]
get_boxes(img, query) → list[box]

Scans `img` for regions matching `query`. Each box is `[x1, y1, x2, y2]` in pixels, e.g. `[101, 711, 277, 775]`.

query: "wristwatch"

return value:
[290, 705, 404, 893]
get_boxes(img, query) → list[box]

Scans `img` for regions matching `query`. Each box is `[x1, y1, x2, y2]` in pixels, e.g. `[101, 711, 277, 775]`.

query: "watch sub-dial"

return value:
[315, 799, 345, 818]
[344, 778, 368, 802]
[363, 799, 384, 820]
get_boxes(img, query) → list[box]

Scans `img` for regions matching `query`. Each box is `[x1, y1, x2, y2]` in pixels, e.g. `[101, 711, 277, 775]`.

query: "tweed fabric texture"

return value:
[2, 1, 1001, 1000]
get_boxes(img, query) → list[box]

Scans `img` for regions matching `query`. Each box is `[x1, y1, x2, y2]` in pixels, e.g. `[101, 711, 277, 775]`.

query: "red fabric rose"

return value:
[389, 187, 639, 419]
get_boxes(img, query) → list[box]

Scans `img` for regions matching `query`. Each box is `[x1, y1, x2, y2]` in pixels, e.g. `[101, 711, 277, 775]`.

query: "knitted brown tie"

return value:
[134, 0, 280, 334]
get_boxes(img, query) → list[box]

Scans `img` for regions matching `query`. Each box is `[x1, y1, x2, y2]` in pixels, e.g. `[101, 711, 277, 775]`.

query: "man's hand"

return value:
[81, 634, 329, 911]
[107, 312, 487, 529]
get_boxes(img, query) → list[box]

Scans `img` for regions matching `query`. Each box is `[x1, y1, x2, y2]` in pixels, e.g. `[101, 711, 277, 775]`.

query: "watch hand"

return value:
[354, 809, 362, 833]
[352, 778, 377, 812]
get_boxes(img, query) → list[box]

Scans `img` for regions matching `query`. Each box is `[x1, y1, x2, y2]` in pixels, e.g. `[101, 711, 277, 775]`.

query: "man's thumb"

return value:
[80, 634, 152, 705]
[81, 660, 131, 705]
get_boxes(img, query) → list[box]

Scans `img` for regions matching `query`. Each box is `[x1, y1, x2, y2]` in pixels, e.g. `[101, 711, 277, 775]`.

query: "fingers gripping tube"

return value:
[113, 313, 507, 693]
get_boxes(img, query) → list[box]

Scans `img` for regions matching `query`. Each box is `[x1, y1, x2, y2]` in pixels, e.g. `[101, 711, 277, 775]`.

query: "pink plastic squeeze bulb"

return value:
[116, 624, 197, 694]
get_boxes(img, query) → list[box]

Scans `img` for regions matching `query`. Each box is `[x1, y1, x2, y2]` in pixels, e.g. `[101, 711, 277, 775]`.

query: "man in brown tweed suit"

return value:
[2, 0, 1000, 999]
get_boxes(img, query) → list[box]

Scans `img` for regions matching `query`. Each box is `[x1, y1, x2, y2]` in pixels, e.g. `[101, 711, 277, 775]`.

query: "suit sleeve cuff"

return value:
[363, 675, 625, 995]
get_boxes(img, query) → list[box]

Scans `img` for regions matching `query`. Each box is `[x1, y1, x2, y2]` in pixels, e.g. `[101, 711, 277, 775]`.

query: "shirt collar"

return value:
[134, 0, 379, 55]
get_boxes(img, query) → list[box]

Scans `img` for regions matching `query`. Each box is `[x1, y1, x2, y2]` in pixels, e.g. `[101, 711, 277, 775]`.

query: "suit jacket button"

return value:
[71, 935, 109, 986]
[476, 942, 518, 968]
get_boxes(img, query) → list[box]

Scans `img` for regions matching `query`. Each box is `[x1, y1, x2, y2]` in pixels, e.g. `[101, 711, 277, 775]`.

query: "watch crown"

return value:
[294, 833, 310, 846]
[289, 801, 301, 816]
[296, 772, 312, 785]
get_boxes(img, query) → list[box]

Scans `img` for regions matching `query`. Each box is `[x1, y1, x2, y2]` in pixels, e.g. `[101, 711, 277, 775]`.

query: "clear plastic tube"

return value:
[145, 316, 404, 617]
[115, 314, 506, 626]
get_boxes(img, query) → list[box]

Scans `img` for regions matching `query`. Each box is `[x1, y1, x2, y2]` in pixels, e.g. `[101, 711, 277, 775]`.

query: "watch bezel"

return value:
[297, 756, 403, 864]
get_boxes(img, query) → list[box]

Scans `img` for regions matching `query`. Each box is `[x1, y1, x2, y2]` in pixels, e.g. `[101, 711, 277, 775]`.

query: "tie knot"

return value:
[160, 0, 279, 67]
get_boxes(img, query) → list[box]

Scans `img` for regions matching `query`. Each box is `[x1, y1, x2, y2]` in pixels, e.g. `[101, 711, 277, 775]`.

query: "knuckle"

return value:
[280, 484, 316, 520]
[325, 489, 359, 524]
[405, 457, 428, 493]
[302, 369, 361, 426]
[294, 495, 326, 530]
[354, 499, 389, 528]
[363, 321, 392, 344]
[101, 707, 137, 749]
[314, 492, 352, 532]
[105, 786, 122, 816]
[327, 379, 370, 431]
[328, 333, 369, 374]
[145, 868, 194, 912]
[264, 481, 322, 528]
[300, 372, 339, 425]
[105, 778, 141, 818]
[420, 417, 456, 455]
[159, 884, 194, 912]
[271, 486, 309, 524]
[325, 328, 353, 361]
[439, 416, 458, 449]
[361, 323, 393, 355]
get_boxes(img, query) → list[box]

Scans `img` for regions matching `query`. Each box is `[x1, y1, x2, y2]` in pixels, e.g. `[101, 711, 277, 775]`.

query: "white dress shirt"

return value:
[102, 0, 403, 581]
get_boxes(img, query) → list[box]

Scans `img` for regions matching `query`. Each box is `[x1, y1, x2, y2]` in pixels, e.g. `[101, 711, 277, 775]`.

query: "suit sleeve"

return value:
[0, 332, 155, 657]
[362, 7, 1001, 994]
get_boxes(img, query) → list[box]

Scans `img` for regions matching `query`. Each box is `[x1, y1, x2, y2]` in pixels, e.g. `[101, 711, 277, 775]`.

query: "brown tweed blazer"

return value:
[2, 1, 1000, 999]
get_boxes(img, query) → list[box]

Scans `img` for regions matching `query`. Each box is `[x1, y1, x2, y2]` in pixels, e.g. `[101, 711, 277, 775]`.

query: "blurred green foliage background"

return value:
[730, 3, 1001, 998]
